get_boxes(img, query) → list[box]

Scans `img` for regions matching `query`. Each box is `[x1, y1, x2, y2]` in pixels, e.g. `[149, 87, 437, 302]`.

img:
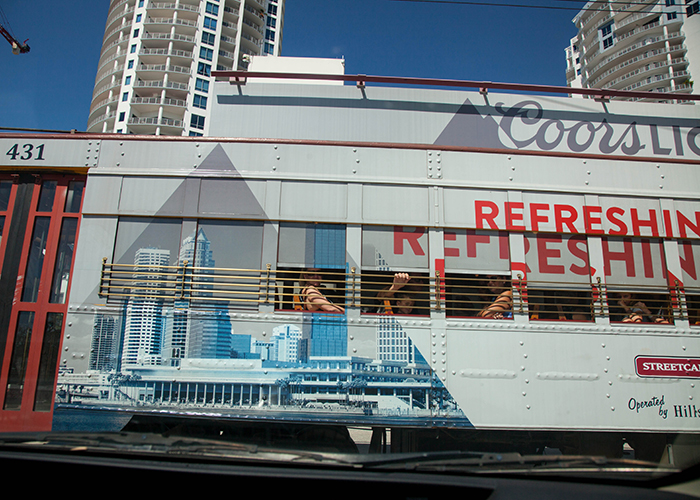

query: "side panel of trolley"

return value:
[57, 143, 700, 432]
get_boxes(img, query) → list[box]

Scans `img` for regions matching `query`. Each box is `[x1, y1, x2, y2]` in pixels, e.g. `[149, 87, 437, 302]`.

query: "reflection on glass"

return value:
[0, 181, 12, 211]
[64, 181, 85, 213]
[37, 180, 57, 212]
[3, 311, 34, 410]
[22, 217, 51, 303]
[50, 218, 78, 304]
[33, 312, 63, 412]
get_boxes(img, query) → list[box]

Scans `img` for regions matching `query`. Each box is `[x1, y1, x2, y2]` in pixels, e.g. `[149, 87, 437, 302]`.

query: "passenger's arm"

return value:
[377, 273, 410, 300]
[303, 286, 344, 313]
[478, 290, 513, 318]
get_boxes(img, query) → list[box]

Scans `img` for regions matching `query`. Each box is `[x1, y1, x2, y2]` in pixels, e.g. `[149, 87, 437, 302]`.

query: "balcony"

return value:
[144, 16, 198, 35]
[589, 47, 685, 87]
[98, 33, 130, 62]
[242, 17, 263, 36]
[91, 79, 123, 102]
[88, 97, 120, 127]
[134, 79, 189, 93]
[585, 23, 674, 70]
[138, 47, 193, 65]
[601, 58, 688, 91]
[220, 34, 237, 48]
[105, 6, 135, 35]
[147, 2, 200, 14]
[103, 20, 133, 46]
[141, 31, 196, 45]
[241, 31, 262, 51]
[218, 48, 236, 62]
[94, 63, 125, 89]
[587, 34, 685, 78]
[136, 63, 191, 85]
[127, 116, 185, 135]
[89, 95, 120, 118]
[615, 20, 663, 45]
[130, 96, 188, 113]
[614, 9, 659, 36]
[87, 111, 117, 133]
[624, 82, 695, 103]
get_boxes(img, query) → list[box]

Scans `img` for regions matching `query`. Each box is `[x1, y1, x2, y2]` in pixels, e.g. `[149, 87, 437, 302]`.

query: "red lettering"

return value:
[567, 235, 590, 276]
[537, 235, 565, 275]
[523, 236, 532, 273]
[444, 231, 459, 257]
[554, 204, 579, 234]
[475, 200, 499, 230]
[466, 229, 490, 258]
[631, 208, 659, 237]
[505, 202, 525, 231]
[602, 237, 635, 277]
[394, 226, 426, 256]
[679, 241, 697, 281]
[663, 209, 674, 238]
[530, 203, 550, 232]
[584, 206, 604, 234]
[641, 239, 654, 279]
[677, 211, 700, 239]
[606, 207, 627, 235]
[499, 231, 510, 260]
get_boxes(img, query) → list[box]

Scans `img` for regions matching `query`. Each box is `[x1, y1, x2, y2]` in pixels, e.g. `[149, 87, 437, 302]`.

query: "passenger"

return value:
[478, 275, 513, 319]
[377, 272, 415, 315]
[689, 295, 700, 325]
[299, 268, 344, 313]
[447, 275, 483, 317]
[556, 292, 589, 321]
[618, 293, 668, 324]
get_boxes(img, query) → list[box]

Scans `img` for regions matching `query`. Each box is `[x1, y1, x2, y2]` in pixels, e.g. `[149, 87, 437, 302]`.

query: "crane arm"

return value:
[0, 24, 29, 54]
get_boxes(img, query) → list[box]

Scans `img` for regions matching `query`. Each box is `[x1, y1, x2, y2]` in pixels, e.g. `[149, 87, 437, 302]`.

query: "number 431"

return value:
[6, 143, 46, 161]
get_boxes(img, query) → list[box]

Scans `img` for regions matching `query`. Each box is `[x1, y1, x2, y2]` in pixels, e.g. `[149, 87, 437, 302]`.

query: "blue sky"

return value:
[0, 0, 583, 132]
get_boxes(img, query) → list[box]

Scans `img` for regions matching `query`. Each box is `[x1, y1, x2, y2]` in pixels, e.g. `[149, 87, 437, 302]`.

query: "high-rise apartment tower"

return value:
[88, 0, 284, 136]
[566, 0, 700, 101]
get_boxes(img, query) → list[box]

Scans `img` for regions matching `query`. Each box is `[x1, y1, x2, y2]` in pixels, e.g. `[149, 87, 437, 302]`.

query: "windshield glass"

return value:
[2, 1, 700, 495]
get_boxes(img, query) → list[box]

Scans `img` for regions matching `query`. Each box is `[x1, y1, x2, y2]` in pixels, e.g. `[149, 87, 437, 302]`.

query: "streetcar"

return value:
[0, 71, 699, 481]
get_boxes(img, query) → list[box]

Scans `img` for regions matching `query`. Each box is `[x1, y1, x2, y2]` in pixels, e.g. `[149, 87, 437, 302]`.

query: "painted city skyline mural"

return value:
[57, 223, 469, 427]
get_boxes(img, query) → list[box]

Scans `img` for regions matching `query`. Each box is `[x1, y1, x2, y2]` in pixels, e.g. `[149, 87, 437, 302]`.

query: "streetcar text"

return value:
[5, 143, 46, 161]
[628, 395, 667, 419]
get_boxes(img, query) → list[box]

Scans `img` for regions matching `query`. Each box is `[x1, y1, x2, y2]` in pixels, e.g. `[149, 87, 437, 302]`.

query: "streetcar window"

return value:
[608, 291, 673, 324]
[528, 288, 592, 321]
[679, 240, 700, 325]
[362, 225, 430, 271]
[602, 236, 673, 324]
[3, 311, 34, 410]
[33, 312, 64, 412]
[523, 232, 592, 323]
[360, 271, 430, 316]
[22, 217, 51, 303]
[444, 229, 510, 274]
[36, 180, 57, 212]
[445, 274, 513, 319]
[274, 267, 346, 313]
[275, 222, 347, 313]
[113, 217, 183, 267]
[278, 223, 346, 269]
[49, 218, 78, 304]
[64, 181, 85, 213]
[0, 180, 12, 211]
[688, 294, 700, 325]
[445, 274, 489, 317]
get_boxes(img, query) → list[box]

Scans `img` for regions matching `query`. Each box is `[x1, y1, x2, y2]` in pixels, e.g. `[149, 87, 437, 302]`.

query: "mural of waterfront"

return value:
[57, 222, 469, 428]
